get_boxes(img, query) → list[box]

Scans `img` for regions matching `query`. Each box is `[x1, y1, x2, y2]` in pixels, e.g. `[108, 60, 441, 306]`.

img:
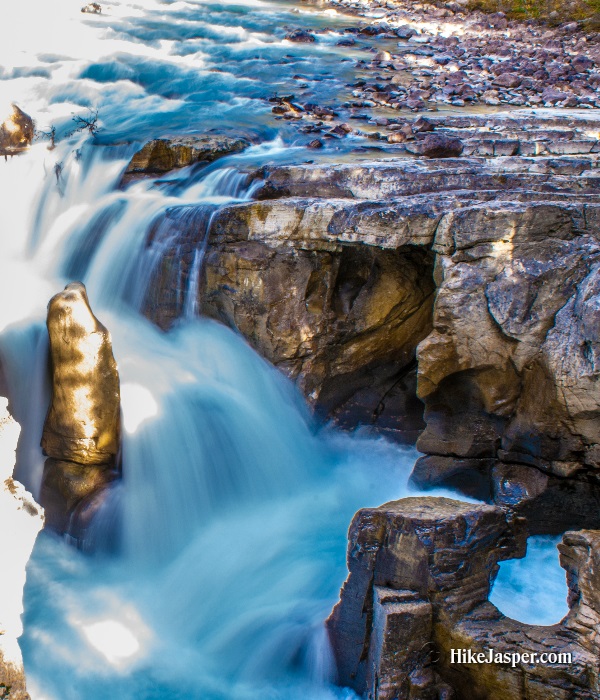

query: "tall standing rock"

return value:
[41, 282, 120, 537]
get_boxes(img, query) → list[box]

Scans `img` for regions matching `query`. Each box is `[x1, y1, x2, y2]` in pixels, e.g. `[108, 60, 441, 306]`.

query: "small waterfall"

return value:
[0, 138, 418, 699]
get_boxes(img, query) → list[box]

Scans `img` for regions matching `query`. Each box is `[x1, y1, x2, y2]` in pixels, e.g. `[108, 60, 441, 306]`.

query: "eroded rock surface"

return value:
[327, 497, 600, 700]
[41, 282, 120, 538]
[125, 135, 250, 176]
[0, 399, 44, 699]
[135, 110, 600, 525]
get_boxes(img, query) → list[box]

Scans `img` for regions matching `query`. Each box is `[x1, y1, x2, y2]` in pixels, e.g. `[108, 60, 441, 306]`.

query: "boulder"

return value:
[41, 282, 120, 540]
[42, 282, 120, 466]
[285, 29, 316, 43]
[327, 497, 526, 699]
[328, 497, 600, 699]
[0, 105, 34, 157]
[125, 135, 250, 175]
[406, 134, 464, 158]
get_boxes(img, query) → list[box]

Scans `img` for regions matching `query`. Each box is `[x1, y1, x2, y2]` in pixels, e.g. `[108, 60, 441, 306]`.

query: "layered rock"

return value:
[327, 497, 600, 699]
[125, 134, 250, 177]
[135, 111, 600, 525]
[0, 105, 34, 157]
[0, 398, 44, 699]
[40, 282, 120, 538]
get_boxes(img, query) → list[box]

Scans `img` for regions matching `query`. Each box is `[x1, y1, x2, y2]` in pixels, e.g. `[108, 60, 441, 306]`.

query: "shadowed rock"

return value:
[328, 497, 600, 699]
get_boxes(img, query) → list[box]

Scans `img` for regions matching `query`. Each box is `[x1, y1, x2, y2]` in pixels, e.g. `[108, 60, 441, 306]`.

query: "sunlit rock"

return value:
[41, 282, 120, 540]
[125, 135, 250, 177]
[0, 398, 44, 698]
[0, 105, 34, 157]
[42, 282, 120, 466]
[81, 2, 102, 13]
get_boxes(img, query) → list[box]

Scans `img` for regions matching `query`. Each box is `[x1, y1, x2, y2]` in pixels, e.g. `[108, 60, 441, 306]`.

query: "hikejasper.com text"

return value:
[450, 648, 572, 668]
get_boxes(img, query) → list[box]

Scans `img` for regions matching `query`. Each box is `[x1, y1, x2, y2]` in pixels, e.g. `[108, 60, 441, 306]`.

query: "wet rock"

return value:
[42, 282, 120, 467]
[307, 139, 323, 148]
[41, 282, 120, 541]
[0, 399, 44, 699]
[198, 228, 435, 432]
[329, 495, 600, 699]
[406, 133, 464, 158]
[125, 135, 250, 175]
[285, 29, 316, 43]
[0, 105, 34, 157]
[396, 25, 418, 39]
[81, 2, 101, 12]
[327, 497, 526, 699]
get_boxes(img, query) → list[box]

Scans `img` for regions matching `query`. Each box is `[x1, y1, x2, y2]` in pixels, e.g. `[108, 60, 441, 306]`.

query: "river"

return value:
[0, 1, 568, 698]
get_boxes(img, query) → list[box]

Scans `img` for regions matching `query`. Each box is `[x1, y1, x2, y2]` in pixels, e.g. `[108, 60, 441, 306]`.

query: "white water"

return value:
[0, 2, 570, 698]
[0, 136, 421, 699]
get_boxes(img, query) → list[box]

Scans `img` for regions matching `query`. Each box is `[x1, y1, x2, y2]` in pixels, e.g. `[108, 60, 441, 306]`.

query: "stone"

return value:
[396, 25, 418, 39]
[42, 282, 120, 467]
[327, 497, 526, 698]
[406, 133, 464, 158]
[125, 135, 250, 175]
[0, 399, 44, 699]
[285, 29, 316, 43]
[328, 496, 600, 699]
[0, 105, 34, 157]
[81, 2, 101, 12]
[493, 73, 522, 88]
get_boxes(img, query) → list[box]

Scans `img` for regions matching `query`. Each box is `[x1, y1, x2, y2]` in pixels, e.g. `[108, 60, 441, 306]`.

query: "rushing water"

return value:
[0, 1, 571, 698]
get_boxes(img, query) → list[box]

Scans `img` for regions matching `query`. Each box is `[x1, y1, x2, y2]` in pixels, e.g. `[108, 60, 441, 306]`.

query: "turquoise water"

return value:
[0, 2, 571, 697]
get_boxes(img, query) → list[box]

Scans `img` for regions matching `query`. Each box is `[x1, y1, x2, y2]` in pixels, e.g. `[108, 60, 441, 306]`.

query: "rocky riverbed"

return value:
[270, 0, 600, 151]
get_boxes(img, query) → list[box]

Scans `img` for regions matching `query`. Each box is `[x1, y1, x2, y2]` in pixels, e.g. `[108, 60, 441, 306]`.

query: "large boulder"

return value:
[327, 497, 600, 700]
[0, 105, 34, 156]
[41, 282, 120, 538]
[125, 134, 250, 176]
[42, 282, 120, 466]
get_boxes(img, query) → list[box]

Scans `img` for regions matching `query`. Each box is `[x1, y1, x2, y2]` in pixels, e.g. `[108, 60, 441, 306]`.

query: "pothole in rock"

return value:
[490, 535, 569, 626]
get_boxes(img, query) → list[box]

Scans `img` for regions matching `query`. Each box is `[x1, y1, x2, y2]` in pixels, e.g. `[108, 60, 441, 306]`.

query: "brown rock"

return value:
[0, 105, 34, 156]
[42, 282, 120, 466]
[493, 73, 522, 88]
[329, 497, 600, 699]
[327, 497, 526, 698]
[125, 135, 250, 174]
[406, 134, 463, 158]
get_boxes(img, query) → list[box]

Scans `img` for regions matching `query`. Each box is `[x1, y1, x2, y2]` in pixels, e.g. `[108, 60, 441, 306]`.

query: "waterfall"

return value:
[0, 136, 419, 699]
[0, 1, 571, 697]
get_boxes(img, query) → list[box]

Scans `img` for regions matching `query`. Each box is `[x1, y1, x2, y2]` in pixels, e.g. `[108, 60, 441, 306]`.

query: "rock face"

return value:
[327, 497, 600, 700]
[136, 110, 600, 528]
[0, 105, 34, 157]
[125, 135, 250, 176]
[41, 282, 120, 538]
[0, 398, 44, 699]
